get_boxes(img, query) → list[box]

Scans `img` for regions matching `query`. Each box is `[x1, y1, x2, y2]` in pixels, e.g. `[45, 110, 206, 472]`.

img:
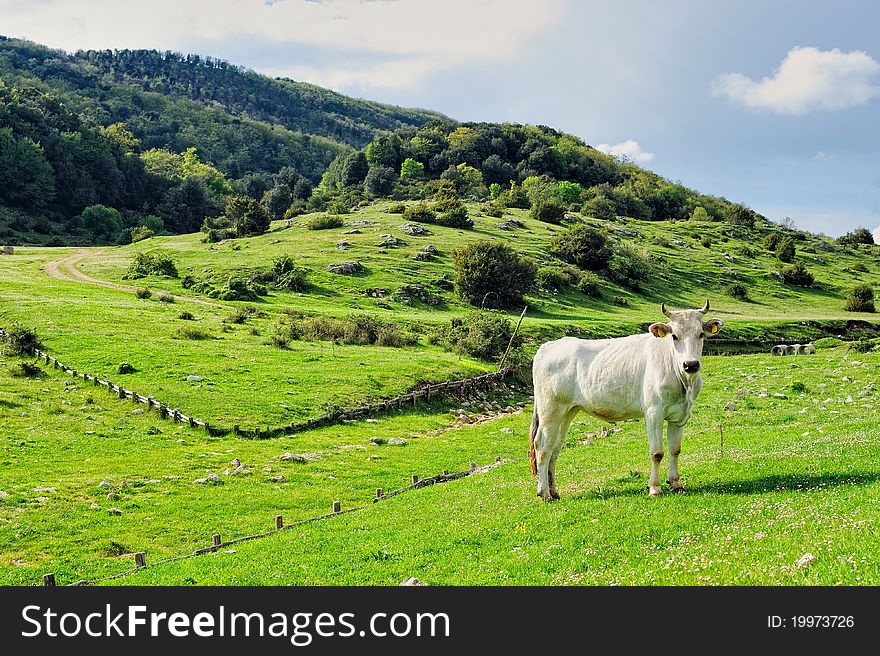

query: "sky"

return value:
[1, 0, 878, 238]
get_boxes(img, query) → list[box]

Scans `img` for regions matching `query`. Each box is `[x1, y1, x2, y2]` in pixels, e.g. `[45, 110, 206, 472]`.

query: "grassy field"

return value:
[2, 343, 880, 585]
[2, 203, 880, 586]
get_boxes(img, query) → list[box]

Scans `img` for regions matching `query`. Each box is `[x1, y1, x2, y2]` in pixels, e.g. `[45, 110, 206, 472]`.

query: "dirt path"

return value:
[42, 249, 223, 308]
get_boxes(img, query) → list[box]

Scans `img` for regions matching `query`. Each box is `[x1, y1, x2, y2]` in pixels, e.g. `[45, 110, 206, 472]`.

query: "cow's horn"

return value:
[700, 299, 710, 314]
[661, 303, 670, 317]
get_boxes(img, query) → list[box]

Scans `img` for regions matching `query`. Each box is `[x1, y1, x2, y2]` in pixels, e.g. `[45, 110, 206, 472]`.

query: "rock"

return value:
[208, 473, 221, 482]
[327, 261, 364, 275]
[98, 481, 115, 489]
[723, 402, 735, 411]
[378, 234, 408, 248]
[336, 240, 352, 250]
[795, 553, 816, 569]
[342, 229, 362, 235]
[411, 251, 433, 261]
[186, 375, 204, 382]
[423, 244, 438, 254]
[272, 475, 285, 483]
[400, 577, 427, 586]
[108, 508, 122, 516]
[399, 223, 431, 236]
[280, 452, 307, 461]
[229, 458, 241, 468]
[501, 427, 512, 434]
[387, 437, 407, 446]
[131, 408, 144, 415]
[388, 284, 440, 306]
[376, 300, 392, 309]
[369, 437, 386, 446]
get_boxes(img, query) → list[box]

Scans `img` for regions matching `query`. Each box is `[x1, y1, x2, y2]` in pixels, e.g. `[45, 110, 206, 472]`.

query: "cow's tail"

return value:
[528, 407, 539, 477]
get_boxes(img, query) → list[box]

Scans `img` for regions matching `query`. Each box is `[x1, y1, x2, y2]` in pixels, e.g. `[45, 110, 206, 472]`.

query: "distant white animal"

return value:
[529, 300, 723, 499]
[771, 345, 786, 356]
[803, 342, 816, 354]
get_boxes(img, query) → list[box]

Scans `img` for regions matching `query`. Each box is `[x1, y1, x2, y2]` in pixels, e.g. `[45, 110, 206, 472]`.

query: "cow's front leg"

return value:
[646, 407, 664, 497]
[666, 422, 685, 492]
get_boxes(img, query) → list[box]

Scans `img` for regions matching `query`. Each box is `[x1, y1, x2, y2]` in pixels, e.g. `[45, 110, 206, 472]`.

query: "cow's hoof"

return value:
[537, 490, 553, 502]
[648, 486, 663, 497]
[550, 490, 560, 500]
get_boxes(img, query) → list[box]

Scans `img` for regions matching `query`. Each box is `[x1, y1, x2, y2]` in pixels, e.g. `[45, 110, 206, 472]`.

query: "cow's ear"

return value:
[649, 322, 671, 338]
[704, 318, 723, 335]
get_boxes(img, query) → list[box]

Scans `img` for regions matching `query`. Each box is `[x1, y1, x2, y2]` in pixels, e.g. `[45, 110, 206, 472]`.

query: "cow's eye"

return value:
[672, 334, 679, 341]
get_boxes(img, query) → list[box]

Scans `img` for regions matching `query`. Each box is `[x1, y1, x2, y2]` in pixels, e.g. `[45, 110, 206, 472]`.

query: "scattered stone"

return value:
[369, 437, 386, 446]
[723, 402, 735, 411]
[363, 288, 387, 298]
[147, 427, 162, 435]
[107, 508, 122, 516]
[336, 240, 352, 250]
[280, 452, 307, 462]
[208, 473, 221, 482]
[400, 577, 427, 586]
[795, 553, 816, 569]
[501, 427, 512, 434]
[389, 284, 440, 306]
[399, 223, 430, 236]
[186, 375, 204, 382]
[89, 502, 100, 510]
[378, 234, 408, 248]
[107, 492, 119, 501]
[0, 491, 9, 499]
[376, 300, 392, 309]
[98, 481, 115, 489]
[423, 244, 438, 254]
[131, 408, 144, 415]
[327, 261, 364, 275]
[342, 229, 362, 235]
[271, 475, 285, 483]
[411, 251, 433, 261]
[349, 220, 375, 227]
[387, 437, 407, 446]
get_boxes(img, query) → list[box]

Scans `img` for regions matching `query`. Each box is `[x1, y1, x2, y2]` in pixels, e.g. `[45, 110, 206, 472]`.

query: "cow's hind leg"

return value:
[666, 422, 685, 492]
[547, 408, 579, 499]
[533, 406, 573, 501]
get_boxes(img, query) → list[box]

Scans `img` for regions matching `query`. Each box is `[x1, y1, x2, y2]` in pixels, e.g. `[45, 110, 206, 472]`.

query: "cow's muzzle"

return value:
[683, 360, 701, 374]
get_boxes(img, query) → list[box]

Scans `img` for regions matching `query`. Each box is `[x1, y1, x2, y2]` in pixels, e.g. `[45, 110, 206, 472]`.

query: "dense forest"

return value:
[0, 35, 778, 246]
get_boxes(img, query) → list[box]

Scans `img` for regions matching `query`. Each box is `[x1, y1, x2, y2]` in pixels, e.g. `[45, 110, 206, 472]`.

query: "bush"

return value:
[275, 312, 417, 347]
[690, 206, 710, 221]
[1, 324, 43, 355]
[845, 284, 875, 312]
[726, 283, 749, 300]
[837, 227, 875, 247]
[853, 262, 870, 273]
[851, 338, 877, 353]
[157, 292, 174, 303]
[135, 287, 152, 299]
[498, 183, 531, 209]
[577, 271, 603, 298]
[530, 199, 566, 224]
[124, 252, 178, 279]
[176, 327, 213, 340]
[402, 203, 436, 224]
[10, 361, 44, 378]
[305, 214, 344, 230]
[536, 266, 578, 291]
[779, 261, 814, 287]
[776, 237, 796, 262]
[452, 241, 536, 309]
[117, 363, 136, 374]
[549, 224, 613, 271]
[726, 203, 756, 228]
[581, 196, 616, 221]
[483, 202, 504, 218]
[225, 195, 271, 237]
[178, 311, 195, 320]
[444, 312, 516, 360]
[181, 275, 196, 289]
[700, 236, 712, 248]
[431, 196, 473, 228]
[387, 202, 407, 214]
[130, 226, 154, 243]
[609, 244, 652, 290]
[763, 232, 782, 251]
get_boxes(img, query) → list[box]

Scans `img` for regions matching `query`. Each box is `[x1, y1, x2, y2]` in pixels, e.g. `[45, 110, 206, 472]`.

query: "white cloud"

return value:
[712, 46, 880, 114]
[0, 0, 564, 91]
[594, 139, 654, 164]
[813, 151, 831, 161]
[873, 225, 880, 245]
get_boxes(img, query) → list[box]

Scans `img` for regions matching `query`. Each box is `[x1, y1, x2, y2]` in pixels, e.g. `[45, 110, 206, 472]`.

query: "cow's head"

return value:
[648, 300, 723, 378]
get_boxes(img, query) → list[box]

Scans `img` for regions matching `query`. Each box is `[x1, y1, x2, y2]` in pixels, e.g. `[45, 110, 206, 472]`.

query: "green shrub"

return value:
[853, 262, 870, 273]
[690, 206, 710, 222]
[790, 381, 809, 394]
[130, 226, 154, 243]
[178, 311, 195, 320]
[549, 224, 613, 271]
[1, 324, 43, 355]
[536, 266, 577, 291]
[387, 202, 407, 214]
[776, 237, 796, 262]
[181, 275, 196, 289]
[305, 214, 344, 230]
[726, 283, 749, 300]
[226, 195, 270, 237]
[581, 196, 616, 221]
[530, 199, 566, 224]
[10, 361, 44, 378]
[227, 305, 264, 324]
[609, 244, 652, 290]
[117, 363, 136, 374]
[275, 312, 417, 347]
[444, 312, 516, 360]
[779, 261, 814, 287]
[452, 241, 536, 309]
[837, 228, 875, 247]
[431, 196, 473, 228]
[577, 271, 603, 298]
[157, 292, 174, 303]
[176, 327, 213, 340]
[851, 338, 877, 353]
[124, 252, 178, 279]
[498, 183, 531, 209]
[135, 288, 152, 299]
[763, 233, 782, 251]
[845, 284, 875, 312]
[700, 236, 712, 248]
[326, 199, 352, 215]
[483, 202, 504, 218]
[402, 203, 436, 224]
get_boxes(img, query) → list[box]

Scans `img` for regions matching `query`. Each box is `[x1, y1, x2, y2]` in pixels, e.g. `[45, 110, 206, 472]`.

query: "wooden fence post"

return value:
[332, 501, 341, 513]
[43, 573, 55, 586]
[498, 304, 528, 372]
[212, 534, 221, 548]
[134, 552, 146, 569]
[411, 474, 419, 485]
[275, 515, 283, 529]
[376, 488, 383, 498]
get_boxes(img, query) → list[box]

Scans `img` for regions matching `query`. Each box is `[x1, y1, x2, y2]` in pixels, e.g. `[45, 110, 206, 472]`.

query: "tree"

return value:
[690, 206, 710, 222]
[139, 214, 164, 233]
[455, 163, 486, 198]
[557, 180, 582, 205]
[323, 151, 369, 189]
[837, 227, 875, 246]
[776, 237, 796, 263]
[0, 128, 55, 208]
[531, 199, 566, 224]
[582, 196, 616, 220]
[726, 203, 756, 228]
[364, 165, 396, 198]
[81, 204, 122, 238]
[550, 225, 613, 271]
[157, 178, 216, 233]
[452, 241, 536, 309]
[233, 172, 273, 200]
[365, 135, 402, 170]
[400, 157, 425, 181]
[226, 195, 270, 237]
[263, 184, 293, 221]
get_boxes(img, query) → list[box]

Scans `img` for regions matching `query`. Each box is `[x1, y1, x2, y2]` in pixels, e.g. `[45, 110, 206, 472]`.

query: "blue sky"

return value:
[2, 0, 878, 237]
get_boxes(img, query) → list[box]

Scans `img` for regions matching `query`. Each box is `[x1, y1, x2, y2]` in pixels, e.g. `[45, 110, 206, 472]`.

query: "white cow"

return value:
[529, 300, 723, 500]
